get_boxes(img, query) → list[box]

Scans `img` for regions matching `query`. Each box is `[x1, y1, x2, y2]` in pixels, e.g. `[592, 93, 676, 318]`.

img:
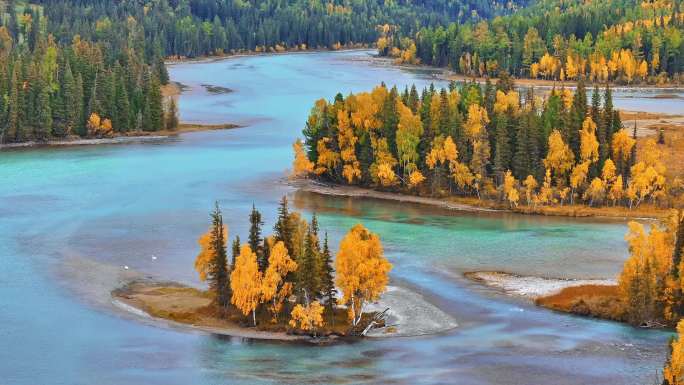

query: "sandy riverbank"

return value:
[56, 255, 456, 341]
[0, 123, 240, 150]
[293, 179, 498, 213]
[293, 178, 664, 219]
[465, 271, 617, 300]
[112, 281, 458, 341]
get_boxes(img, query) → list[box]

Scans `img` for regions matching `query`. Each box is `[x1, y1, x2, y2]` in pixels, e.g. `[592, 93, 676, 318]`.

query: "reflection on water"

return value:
[0, 50, 674, 385]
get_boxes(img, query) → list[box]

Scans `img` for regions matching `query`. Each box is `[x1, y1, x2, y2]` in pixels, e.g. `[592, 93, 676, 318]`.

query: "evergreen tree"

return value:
[273, 196, 294, 254]
[602, 85, 614, 148]
[248, 204, 266, 271]
[209, 202, 230, 308]
[231, 235, 240, 270]
[568, 78, 587, 158]
[34, 77, 52, 141]
[319, 232, 336, 320]
[115, 74, 131, 132]
[493, 114, 511, 179]
[166, 98, 179, 130]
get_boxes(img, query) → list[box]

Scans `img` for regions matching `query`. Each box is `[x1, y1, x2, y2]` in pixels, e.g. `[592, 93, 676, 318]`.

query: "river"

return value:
[0, 50, 679, 385]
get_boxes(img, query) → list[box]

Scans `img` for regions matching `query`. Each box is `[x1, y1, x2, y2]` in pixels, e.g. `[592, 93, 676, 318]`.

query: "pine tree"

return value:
[248, 204, 266, 271]
[74, 73, 85, 136]
[319, 232, 336, 320]
[512, 112, 530, 179]
[602, 85, 614, 149]
[298, 226, 320, 302]
[493, 114, 511, 179]
[408, 84, 419, 113]
[115, 74, 130, 132]
[4, 63, 19, 143]
[166, 98, 179, 130]
[592, 85, 608, 167]
[231, 235, 240, 270]
[34, 77, 52, 141]
[568, 78, 587, 158]
[273, 196, 294, 254]
[381, 87, 399, 155]
[209, 202, 230, 308]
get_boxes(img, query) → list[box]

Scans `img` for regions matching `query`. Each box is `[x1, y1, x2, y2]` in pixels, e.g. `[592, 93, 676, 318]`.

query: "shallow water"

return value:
[0, 50, 674, 384]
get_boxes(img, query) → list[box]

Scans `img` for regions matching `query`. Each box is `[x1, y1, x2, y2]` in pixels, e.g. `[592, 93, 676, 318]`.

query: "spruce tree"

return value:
[568, 78, 587, 158]
[166, 98, 179, 130]
[34, 78, 52, 141]
[673, 212, 684, 278]
[273, 196, 294, 254]
[602, 85, 614, 148]
[115, 74, 131, 132]
[319, 232, 336, 319]
[248, 204, 266, 271]
[74, 73, 85, 136]
[209, 203, 230, 308]
[231, 235, 240, 270]
[493, 114, 511, 179]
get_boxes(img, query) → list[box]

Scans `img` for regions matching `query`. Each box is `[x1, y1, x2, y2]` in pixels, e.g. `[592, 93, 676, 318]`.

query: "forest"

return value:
[193, 198, 392, 336]
[41, 0, 525, 58]
[294, 78, 680, 211]
[0, 0, 527, 144]
[0, 1, 172, 144]
[377, 0, 684, 84]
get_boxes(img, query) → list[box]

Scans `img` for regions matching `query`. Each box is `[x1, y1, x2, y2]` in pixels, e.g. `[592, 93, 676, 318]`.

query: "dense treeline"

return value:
[294, 78, 678, 209]
[378, 0, 684, 84]
[0, 2, 172, 144]
[40, 0, 525, 58]
[194, 199, 391, 335]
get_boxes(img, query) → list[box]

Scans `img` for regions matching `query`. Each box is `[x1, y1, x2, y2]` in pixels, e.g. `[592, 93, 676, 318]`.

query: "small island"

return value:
[114, 197, 393, 341]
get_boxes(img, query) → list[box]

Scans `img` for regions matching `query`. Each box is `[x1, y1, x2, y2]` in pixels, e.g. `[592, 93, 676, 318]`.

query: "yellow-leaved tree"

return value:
[292, 139, 314, 177]
[261, 241, 297, 322]
[544, 130, 575, 183]
[289, 301, 325, 336]
[523, 175, 538, 206]
[231, 245, 263, 326]
[664, 319, 684, 385]
[335, 224, 392, 326]
[502, 170, 519, 208]
[618, 221, 673, 325]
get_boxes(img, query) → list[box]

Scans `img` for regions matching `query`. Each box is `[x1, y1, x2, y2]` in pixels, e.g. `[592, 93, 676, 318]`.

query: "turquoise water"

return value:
[0, 50, 673, 384]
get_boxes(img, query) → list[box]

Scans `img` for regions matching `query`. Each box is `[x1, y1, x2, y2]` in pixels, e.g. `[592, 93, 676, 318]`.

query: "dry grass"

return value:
[535, 284, 626, 322]
[446, 195, 667, 219]
[113, 282, 370, 338]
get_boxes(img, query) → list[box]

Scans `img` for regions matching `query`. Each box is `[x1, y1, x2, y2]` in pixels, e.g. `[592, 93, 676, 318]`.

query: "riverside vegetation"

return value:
[0, 0, 528, 145]
[120, 198, 392, 338]
[377, 0, 684, 85]
[292, 78, 682, 216]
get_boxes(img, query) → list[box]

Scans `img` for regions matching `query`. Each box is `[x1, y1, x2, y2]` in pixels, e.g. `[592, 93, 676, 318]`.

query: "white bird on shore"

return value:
[151, 255, 157, 260]
[123, 265, 129, 270]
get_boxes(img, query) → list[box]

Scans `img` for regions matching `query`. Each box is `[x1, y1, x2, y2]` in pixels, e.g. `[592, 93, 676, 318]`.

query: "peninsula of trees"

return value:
[0, 2, 177, 144]
[188, 198, 392, 337]
[293, 79, 679, 214]
[377, 0, 684, 84]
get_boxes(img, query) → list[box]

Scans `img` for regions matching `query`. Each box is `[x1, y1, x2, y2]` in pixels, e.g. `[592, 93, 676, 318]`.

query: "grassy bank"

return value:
[112, 281, 376, 342]
[535, 284, 626, 322]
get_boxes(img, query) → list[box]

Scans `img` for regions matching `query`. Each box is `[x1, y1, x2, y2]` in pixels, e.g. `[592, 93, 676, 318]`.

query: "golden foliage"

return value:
[580, 117, 599, 164]
[544, 130, 575, 179]
[230, 245, 263, 323]
[335, 224, 392, 326]
[502, 170, 519, 207]
[612, 129, 636, 161]
[292, 139, 314, 177]
[408, 170, 426, 188]
[664, 320, 684, 385]
[261, 241, 298, 320]
[289, 301, 324, 333]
